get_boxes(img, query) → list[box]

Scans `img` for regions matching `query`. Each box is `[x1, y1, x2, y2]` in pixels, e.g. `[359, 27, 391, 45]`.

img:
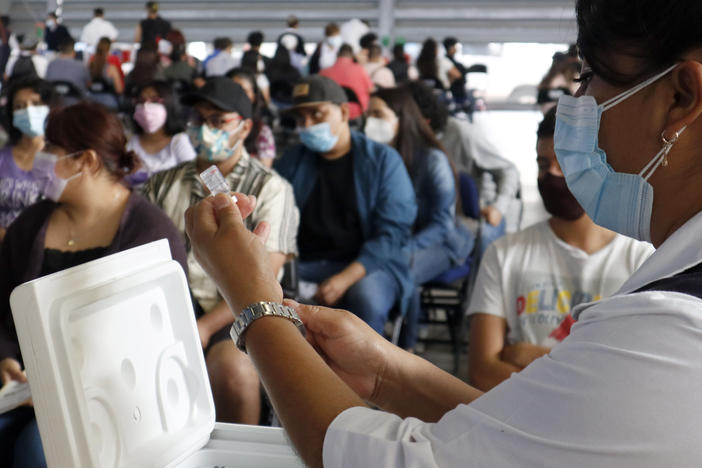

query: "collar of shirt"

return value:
[189, 149, 252, 199]
[614, 210, 702, 294]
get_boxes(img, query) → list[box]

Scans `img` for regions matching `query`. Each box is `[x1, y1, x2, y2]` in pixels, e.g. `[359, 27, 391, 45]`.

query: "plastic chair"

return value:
[414, 172, 481, 374]
[51, 80, 85, 106]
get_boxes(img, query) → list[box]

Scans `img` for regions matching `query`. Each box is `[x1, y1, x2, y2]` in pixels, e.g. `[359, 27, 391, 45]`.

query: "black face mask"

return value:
[537, 172, 585, 221]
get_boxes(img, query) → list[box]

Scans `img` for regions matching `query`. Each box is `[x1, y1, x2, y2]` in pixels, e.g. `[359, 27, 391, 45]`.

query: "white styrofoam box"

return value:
[9, 240, 304, 468]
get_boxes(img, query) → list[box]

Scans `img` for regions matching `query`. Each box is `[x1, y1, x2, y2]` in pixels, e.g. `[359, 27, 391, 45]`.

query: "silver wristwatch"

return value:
[230, 301, 305, 351]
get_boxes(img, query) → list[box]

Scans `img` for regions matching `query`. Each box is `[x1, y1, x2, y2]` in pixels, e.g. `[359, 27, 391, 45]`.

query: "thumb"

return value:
[212, 193, 244, 232]
[285, 300, 336, 335]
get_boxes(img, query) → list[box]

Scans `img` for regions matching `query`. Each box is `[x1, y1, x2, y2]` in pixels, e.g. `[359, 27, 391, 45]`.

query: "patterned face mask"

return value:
[188, 121, 244, 162]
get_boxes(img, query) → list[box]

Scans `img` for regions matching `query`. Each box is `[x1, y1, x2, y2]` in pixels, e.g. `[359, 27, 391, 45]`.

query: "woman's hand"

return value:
[285, 300, 398, 403]
[0, 358, 26, 386]
[185, 193, 283, 315]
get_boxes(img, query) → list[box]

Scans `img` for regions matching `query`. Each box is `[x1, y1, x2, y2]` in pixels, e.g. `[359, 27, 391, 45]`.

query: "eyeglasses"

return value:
[188, 110, 241, 129]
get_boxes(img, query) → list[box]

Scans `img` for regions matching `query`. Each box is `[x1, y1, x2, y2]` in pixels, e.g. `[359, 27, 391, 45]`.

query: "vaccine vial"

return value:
[199, 165, 237, 202]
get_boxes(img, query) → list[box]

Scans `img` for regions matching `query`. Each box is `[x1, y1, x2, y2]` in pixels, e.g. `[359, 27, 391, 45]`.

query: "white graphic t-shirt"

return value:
[467, 220, 653, 345]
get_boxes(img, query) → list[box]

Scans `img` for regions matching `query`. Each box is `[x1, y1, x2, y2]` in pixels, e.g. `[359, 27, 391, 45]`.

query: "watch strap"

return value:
[230, 301, 305, 351]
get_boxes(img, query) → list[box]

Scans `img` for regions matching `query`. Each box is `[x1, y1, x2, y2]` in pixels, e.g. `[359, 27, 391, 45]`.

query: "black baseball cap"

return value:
[291, 75, 348, 109]
[181, 77, 252, 119]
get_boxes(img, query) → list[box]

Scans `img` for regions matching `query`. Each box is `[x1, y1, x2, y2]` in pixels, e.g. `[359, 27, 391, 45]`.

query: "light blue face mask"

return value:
[13, 105, 50, 137]
[554, 64, 685, 242]
[299, 122, 339, 153]
[188, 122, 243, 162]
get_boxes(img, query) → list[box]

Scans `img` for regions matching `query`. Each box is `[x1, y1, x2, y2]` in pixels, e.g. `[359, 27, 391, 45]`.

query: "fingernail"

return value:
[213, 193, 231, 209]
[283, 298, 299, 309]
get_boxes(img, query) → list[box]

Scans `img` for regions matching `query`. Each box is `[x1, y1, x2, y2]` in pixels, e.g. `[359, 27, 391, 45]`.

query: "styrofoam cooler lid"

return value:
[10, 240, 215, 468]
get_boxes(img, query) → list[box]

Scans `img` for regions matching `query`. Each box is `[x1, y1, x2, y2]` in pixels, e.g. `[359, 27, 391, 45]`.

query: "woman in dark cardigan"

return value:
[0, 101, 187, 468]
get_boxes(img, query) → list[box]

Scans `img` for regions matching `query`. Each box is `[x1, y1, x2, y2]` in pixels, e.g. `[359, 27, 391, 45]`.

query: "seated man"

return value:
[45, 37, 90, 94]
[275, 75, 416, 335]
[143, 77, 299, 423]
[406, 81, 520, 254]
[466, 108, 654, 391]
[319, 44, 374, 120]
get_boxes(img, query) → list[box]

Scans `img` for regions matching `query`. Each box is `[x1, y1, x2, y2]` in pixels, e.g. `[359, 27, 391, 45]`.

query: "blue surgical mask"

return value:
[554, 64, 684, 242]
[13, 105, 50, 137]
[299, 122, 339, 153]
[327, 35, 342, 49]
[188, 122, 243, 162]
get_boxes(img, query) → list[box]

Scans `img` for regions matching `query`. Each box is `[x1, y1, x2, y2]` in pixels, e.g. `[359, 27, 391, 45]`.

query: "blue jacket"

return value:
[409, 147, 474, 264]
[276, 131, 418, 316]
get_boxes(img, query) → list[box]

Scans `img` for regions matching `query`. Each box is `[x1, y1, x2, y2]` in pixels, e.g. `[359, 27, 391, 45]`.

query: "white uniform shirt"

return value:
[324, 210, 702, 467]
[80, 17, 119, 46]
[467, 220, 653, 345]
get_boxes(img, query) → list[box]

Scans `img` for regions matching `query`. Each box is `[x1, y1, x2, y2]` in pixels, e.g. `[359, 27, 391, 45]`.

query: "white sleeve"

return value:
[466, 242, 506, 318]
[323, 407, 441, 468]
[108, 22, 119, 41]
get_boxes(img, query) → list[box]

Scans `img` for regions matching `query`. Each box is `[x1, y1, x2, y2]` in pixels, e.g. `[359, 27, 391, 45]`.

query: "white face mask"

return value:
[32, 151, 83, 202]
[364, 116, 397, 145]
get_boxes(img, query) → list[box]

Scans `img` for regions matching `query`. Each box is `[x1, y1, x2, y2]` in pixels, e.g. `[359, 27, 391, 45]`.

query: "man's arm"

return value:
[468, 313, 522, 391]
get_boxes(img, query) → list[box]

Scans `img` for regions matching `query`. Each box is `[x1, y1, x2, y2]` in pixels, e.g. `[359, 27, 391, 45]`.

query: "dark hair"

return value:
[416, 38, 439, 81]
[392, 43, 405, 62]
[166, 29, 186, 62]
[372, 86, 446, 174]
[132, 80, 185, 136]
[90, 37, 111, 80]
[405, 80, 449, 133]
[48, 12, 57, 20]
[359, 32, 378, 50]
[324, 22, 339, 37]
[146, 2, 158, 13]
[247, 31, 264, 47]
[94, 8, 104, 17]
[126, 48, 161, 94]
[58, 37, 75, 54]
[538, 49, 581, 89]
[443, 37, 458, 51]
[575, 0, 702, 85]
[537, 106, 557, 139]
[213, 37, 232, 50]
[271, 46, 292, 66]
[337, 44, 354, 58]
[368, 44, 382, 61]
[225, 68, 270, 156]
[287, 15, 299, 28]
[45, 102, 139, 179]
[5, 77, 57, 144]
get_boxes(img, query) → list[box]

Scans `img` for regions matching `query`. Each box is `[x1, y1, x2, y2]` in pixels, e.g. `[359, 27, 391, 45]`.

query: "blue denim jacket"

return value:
[275, 131, 418, 316]
[409, 147, 474, 264]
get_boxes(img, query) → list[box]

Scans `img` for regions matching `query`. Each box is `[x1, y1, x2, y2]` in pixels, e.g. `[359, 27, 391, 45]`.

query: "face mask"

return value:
[133, 102, 167, 134]
[32, 151, 83, 202]
[537, 172, 585, 221]
[554, 64, 684, 242]
[299, 122, 339, 153]
[327, 35, 342, 49]
[46, 19, 56, 29]
[14, 105, 50, 137]
[364, 116, 396, 145]
[188, 122, 243, 162]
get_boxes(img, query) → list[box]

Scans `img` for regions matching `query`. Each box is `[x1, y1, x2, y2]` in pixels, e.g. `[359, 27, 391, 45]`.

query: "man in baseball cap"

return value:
[275, 74, 417, 338]
[143, 76, 299, 424]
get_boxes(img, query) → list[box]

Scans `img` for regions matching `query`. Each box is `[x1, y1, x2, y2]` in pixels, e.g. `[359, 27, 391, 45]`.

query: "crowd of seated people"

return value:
[0, 6, 656, 467]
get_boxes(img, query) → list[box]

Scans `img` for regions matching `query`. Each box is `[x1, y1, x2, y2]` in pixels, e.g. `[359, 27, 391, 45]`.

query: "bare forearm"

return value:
[246, 317, 367, 468]
[468, 358, 521, 392]
[197, 300, 234, 336]
[375, 348, 483, 422]
[341, 261, 366, 285]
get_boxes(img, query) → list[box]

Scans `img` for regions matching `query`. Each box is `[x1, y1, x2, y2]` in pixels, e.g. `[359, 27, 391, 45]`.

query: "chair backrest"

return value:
[459, 172, 480, 219]
[51, 80, 84, 99]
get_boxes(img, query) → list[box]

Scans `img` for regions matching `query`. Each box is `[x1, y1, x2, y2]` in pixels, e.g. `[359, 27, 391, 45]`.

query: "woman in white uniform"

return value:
[185, 0, 702, 466]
